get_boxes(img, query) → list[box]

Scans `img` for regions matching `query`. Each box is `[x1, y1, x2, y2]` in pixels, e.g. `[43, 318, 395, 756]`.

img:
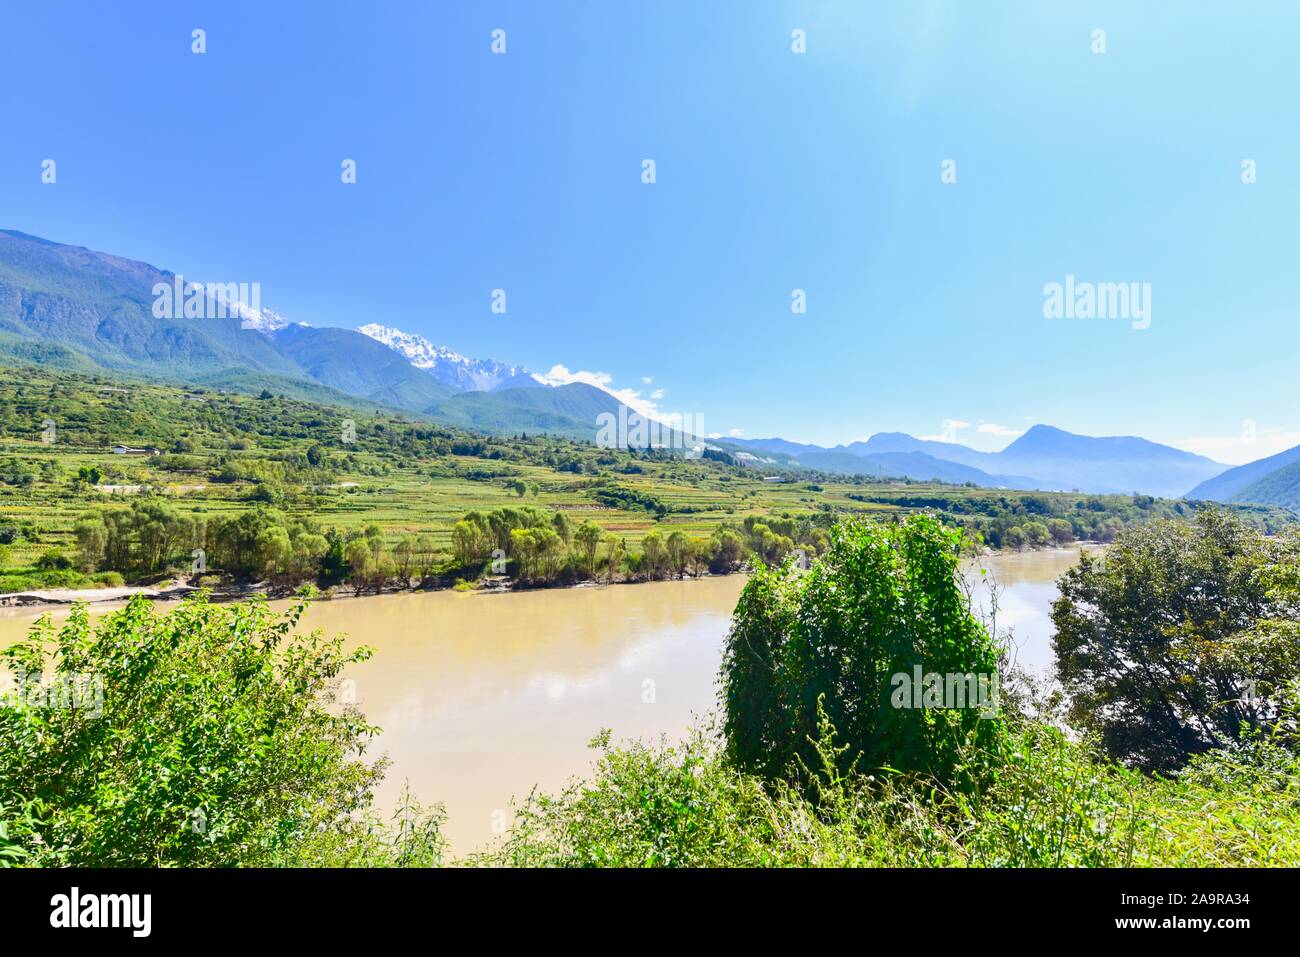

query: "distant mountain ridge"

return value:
[728, 424, 1228, 497]
[0, 228, 641, 441]
[0, 228, 1269, 497]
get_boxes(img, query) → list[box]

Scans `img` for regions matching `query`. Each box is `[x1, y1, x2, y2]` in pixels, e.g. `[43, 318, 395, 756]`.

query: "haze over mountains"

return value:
[727, 426, 1229, 498]
[3, 228, 1299, 506]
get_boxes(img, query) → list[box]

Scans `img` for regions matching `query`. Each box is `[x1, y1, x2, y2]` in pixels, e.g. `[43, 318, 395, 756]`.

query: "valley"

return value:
[2, 365, 1284, 600]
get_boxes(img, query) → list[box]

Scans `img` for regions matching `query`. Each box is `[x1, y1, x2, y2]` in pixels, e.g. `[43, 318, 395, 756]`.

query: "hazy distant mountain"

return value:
[993, 425, 1226, 497]
[358, 323, 538, 392]
[727, 438, 1039, 488]
[1186, 442, 1300, 505]
[730, 424, 1228, 496]
[724, 437, 828, 459]
[796, 449, 1043, 488]
[838, 432, 994, 469]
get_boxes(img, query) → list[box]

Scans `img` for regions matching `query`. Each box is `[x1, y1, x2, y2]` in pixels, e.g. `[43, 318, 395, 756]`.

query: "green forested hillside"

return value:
[1229, 458, 1300, 509]
[2, 364, 1283, 595]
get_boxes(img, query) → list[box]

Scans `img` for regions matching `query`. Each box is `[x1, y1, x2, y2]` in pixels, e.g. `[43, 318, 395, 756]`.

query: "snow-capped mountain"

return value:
[227, 299, 302, 335]
[357, 323, 537, 392]
[236, 305, 300, 335]
[189, 280, 305, 334]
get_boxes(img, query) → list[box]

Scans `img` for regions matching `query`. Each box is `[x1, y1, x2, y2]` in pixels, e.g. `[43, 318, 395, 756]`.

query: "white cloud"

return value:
[977, 422, 1024, 438]
[641, 376, 653, 384]
[728, 427, 745, 437]
[531, 364, 668, 421]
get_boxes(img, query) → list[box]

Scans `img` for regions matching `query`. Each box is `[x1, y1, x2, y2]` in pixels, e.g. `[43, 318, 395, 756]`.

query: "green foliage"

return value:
[722, 514, 1005, 787]
[474, 695, 1300, 868]
[0, 592, 384, 866]
[1052, 509, 1300, 772]
[592, 484, 668, 518]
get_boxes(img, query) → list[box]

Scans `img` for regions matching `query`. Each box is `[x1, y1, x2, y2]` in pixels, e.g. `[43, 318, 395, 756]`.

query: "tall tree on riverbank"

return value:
[721, 514, 1005, 787]
[1052, 509, 1300, 773]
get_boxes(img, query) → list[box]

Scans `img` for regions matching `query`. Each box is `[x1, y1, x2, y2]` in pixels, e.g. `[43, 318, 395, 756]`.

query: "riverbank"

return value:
[0, 541, 1105, 612]
[0, 548, 1090, 852]
[0, 567, 741, 612]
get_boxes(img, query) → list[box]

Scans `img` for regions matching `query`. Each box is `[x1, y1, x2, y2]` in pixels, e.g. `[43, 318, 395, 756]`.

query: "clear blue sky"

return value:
[2, 1, 1297, 463]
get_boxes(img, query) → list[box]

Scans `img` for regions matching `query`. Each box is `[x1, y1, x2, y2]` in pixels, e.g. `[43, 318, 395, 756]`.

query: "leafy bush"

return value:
[722, 514, 1005, 787]
[0, 592, 385, 866]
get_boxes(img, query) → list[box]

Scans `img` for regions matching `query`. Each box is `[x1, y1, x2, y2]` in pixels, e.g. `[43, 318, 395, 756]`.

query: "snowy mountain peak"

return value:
[236, 304, 301, 334]
[181, 285, 303, 335]
[357, 323, 534, 392]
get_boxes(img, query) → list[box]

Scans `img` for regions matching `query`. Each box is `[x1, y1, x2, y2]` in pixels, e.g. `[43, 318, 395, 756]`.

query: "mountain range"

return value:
[724, 427, 1230, 498]
[4, 227, 1300, 506]
[0, 228, 632, 442]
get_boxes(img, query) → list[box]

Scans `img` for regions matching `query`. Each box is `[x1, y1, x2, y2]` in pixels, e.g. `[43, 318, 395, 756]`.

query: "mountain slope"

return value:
[1223, 459, 1300, 509]
[428, 382, 700, 448]
[428, 382, 626, 440]
[725, 437, 829, 459]
[1186, 443, 1300, 503]
[993, 425, 1226, 497]
[839, 432, 996, 469]
[269, 324, 459, 410]
[731, 425, 1227, 496]
[795, 450, 1043, 488]
[0, 229, 303, 379]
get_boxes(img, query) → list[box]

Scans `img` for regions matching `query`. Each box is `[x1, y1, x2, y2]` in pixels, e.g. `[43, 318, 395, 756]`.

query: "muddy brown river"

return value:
[0, 547, 1089, 852]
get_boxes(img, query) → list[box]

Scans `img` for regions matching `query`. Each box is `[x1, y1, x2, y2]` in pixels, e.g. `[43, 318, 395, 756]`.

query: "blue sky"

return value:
[2, 1, 1297, 463]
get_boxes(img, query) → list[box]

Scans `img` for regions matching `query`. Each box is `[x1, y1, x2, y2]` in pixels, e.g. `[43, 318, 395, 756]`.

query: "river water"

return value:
[0, 547, 1088, 853]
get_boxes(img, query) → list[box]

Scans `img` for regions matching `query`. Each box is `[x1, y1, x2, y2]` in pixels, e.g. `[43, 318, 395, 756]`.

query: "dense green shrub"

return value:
[0, 592, 383, 866]
[722, 514, 1005, 786]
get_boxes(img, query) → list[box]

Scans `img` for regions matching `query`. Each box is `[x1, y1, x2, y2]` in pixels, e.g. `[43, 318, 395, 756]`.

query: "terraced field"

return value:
[0, 364, 1288, 590]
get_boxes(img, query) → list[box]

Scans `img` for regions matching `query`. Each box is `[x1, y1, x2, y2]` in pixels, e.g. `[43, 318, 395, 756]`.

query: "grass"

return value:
[457, 712, 1300, 869]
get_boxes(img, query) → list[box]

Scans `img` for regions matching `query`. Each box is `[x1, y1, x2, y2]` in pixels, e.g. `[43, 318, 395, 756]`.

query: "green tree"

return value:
[640, 531, 666, 579]
[73, 515, 108, 573]
[722, 515, 1005, 786]
[1053, 509, 1300, 773]
[1047, 518, 1075, 546]
[0, 594, 380, 866]
[665, 530, 689, 578]
[573, 521, 602, 578]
